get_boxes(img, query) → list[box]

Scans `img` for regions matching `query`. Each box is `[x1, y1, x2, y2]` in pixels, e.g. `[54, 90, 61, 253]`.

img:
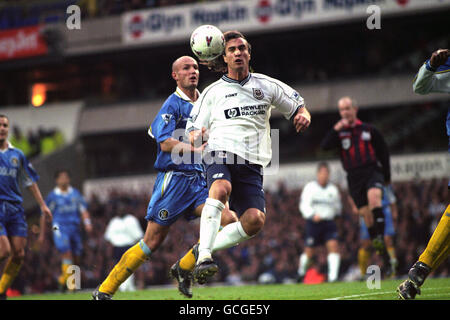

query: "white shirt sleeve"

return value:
[299, 183, 315, 219]
[268, 76, 305, 120]
[186, 90, 213, 133]
[413, 63, 450, 94]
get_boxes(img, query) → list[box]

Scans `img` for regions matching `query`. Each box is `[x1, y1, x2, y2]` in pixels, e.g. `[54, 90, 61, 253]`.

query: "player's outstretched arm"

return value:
[28, 182, 52, 223]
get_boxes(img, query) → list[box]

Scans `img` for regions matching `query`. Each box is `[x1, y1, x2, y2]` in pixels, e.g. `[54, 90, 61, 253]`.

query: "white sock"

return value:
[197, 198, 225, 263]
[298, 253, 309, 277]
[327, 252, 340, 282]
[212, 221, 252, 252]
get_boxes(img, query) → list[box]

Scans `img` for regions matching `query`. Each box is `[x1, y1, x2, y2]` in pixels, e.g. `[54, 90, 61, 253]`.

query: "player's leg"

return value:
[95, 221, 168, 299]
[0, 235, 11, 299]
[194, 161, 232, 276]
[325, 221, 340, 282]
[298, 246, 314, 283]
[178, 202, 238, 272]
[0, 236, 26, 297]
[52, 225, 73, 291]
[358, 216, 372, 277]
[58, 251, 73, 291]
[0, 203, 28, 298]
[172, 202, 238, 297]
[397, 206, 450, 299]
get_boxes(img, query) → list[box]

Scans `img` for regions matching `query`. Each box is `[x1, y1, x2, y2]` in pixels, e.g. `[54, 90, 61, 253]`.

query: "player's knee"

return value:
[0, 248, 11, 262]
[221, 209, 238, 226]
[242, 209, 265, 236]
[367, 188, 382, 208]
[209, 181, 231, 203]
[11, 248, 25, 262]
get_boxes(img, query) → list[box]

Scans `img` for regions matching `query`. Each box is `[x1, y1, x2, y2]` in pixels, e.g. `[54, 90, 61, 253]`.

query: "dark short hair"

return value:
[205, 30, 252, 73]
[317, 162, 330, 172]
[54, 169, 71, 179]
[0, 114, 8, 120]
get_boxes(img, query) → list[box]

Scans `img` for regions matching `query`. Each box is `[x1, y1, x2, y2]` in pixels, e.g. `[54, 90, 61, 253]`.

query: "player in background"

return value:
[0, 115, 52, 299]
[38, 169, 92, 292]
[397, 48, 450, 299]
[185, 30, 311, 284]
[92, 56, 237, 300]
[356, 185, 398, 278]
[320, 96, 392, 273]
[104, 200, 144, 292]
[297, 162, 342, 283]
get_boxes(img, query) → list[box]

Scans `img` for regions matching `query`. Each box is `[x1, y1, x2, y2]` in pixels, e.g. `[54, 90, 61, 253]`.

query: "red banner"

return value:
[0, 25, 48, 61]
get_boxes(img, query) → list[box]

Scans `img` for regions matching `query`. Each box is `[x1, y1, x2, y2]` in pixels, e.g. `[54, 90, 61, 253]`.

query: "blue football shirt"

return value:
[0, 142, 39, 203]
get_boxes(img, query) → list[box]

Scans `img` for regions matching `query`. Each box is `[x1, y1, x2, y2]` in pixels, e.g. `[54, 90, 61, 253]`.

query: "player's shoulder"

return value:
[160, 92, 180, 110]
[202, 78, 225, 94]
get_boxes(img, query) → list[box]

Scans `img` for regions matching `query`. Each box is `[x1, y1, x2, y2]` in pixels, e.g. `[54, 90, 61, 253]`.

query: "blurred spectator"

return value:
[104, 200, 144, 292]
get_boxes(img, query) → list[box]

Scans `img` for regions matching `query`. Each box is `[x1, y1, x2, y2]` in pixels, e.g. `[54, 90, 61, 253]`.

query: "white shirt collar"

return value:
[175, 87, 200, 103]
[54, 186, 73, 195]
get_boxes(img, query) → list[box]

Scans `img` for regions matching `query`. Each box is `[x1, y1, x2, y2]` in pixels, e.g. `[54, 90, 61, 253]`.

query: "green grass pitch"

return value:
[8, 277, 450, 300]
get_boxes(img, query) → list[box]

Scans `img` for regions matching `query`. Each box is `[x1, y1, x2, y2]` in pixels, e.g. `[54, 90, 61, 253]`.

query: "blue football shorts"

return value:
[0, 201, 27, 238]
[146, 170, 208, 226]
[204, 151, 265, 217]
[52, 222, 83, 256]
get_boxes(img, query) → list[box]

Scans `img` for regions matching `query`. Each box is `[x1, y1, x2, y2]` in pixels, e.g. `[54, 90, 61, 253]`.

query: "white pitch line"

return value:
[324, 286, 450, 300]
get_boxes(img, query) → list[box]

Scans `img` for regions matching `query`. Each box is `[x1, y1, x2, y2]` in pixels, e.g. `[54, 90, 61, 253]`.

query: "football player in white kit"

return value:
[185, 30, 311, 283]
[297, 162, 342, 283]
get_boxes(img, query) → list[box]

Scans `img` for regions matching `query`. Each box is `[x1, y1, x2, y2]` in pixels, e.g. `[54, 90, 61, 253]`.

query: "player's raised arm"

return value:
[413, 49, 450, 94]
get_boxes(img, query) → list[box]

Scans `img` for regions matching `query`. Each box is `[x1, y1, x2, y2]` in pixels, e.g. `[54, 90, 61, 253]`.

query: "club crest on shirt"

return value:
[9, 156, 19, 167]
[252, 88, 264, 100]
[158, 209, 169, 220]
[341, 138, 351, 150]
[161, 113, 173, 125]
[361, 131, 371, 141]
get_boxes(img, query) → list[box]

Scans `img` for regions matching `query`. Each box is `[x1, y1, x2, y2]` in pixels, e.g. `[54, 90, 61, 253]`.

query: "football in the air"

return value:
[190, 25, 225, 61]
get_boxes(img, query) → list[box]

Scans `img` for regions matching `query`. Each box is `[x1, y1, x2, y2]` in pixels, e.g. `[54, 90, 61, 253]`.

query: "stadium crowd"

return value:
[10, 177, 449, 294]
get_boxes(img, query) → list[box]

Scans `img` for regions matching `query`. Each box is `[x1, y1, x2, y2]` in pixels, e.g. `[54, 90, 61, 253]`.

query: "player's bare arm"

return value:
[27, 183, 52, 222]
[429, 49, 449, 69]
[161, 137, 207, 154]
[81, 210, 93, 233]
[293, 106, 311, 133]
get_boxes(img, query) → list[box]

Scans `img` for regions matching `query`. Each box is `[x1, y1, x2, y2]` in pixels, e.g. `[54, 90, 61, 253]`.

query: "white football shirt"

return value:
[299, 181, 342, 221]
[186, 73, 304, 167]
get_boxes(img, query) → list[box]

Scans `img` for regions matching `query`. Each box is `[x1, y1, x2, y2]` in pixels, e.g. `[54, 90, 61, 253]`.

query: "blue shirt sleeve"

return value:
[149, 100, 179, 144]
[19, 151, 39, 187]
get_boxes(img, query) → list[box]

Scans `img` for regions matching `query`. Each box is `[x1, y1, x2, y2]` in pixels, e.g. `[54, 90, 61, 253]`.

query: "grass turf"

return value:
[8, 277, 450, 300]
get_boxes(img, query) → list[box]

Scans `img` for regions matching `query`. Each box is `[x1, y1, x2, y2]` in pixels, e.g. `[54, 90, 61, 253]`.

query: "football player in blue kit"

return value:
[397, 48, 450, 299]
[0, 114, 52, 299]
[93, 56, 237, 300]
[39, 169, 92, 291]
